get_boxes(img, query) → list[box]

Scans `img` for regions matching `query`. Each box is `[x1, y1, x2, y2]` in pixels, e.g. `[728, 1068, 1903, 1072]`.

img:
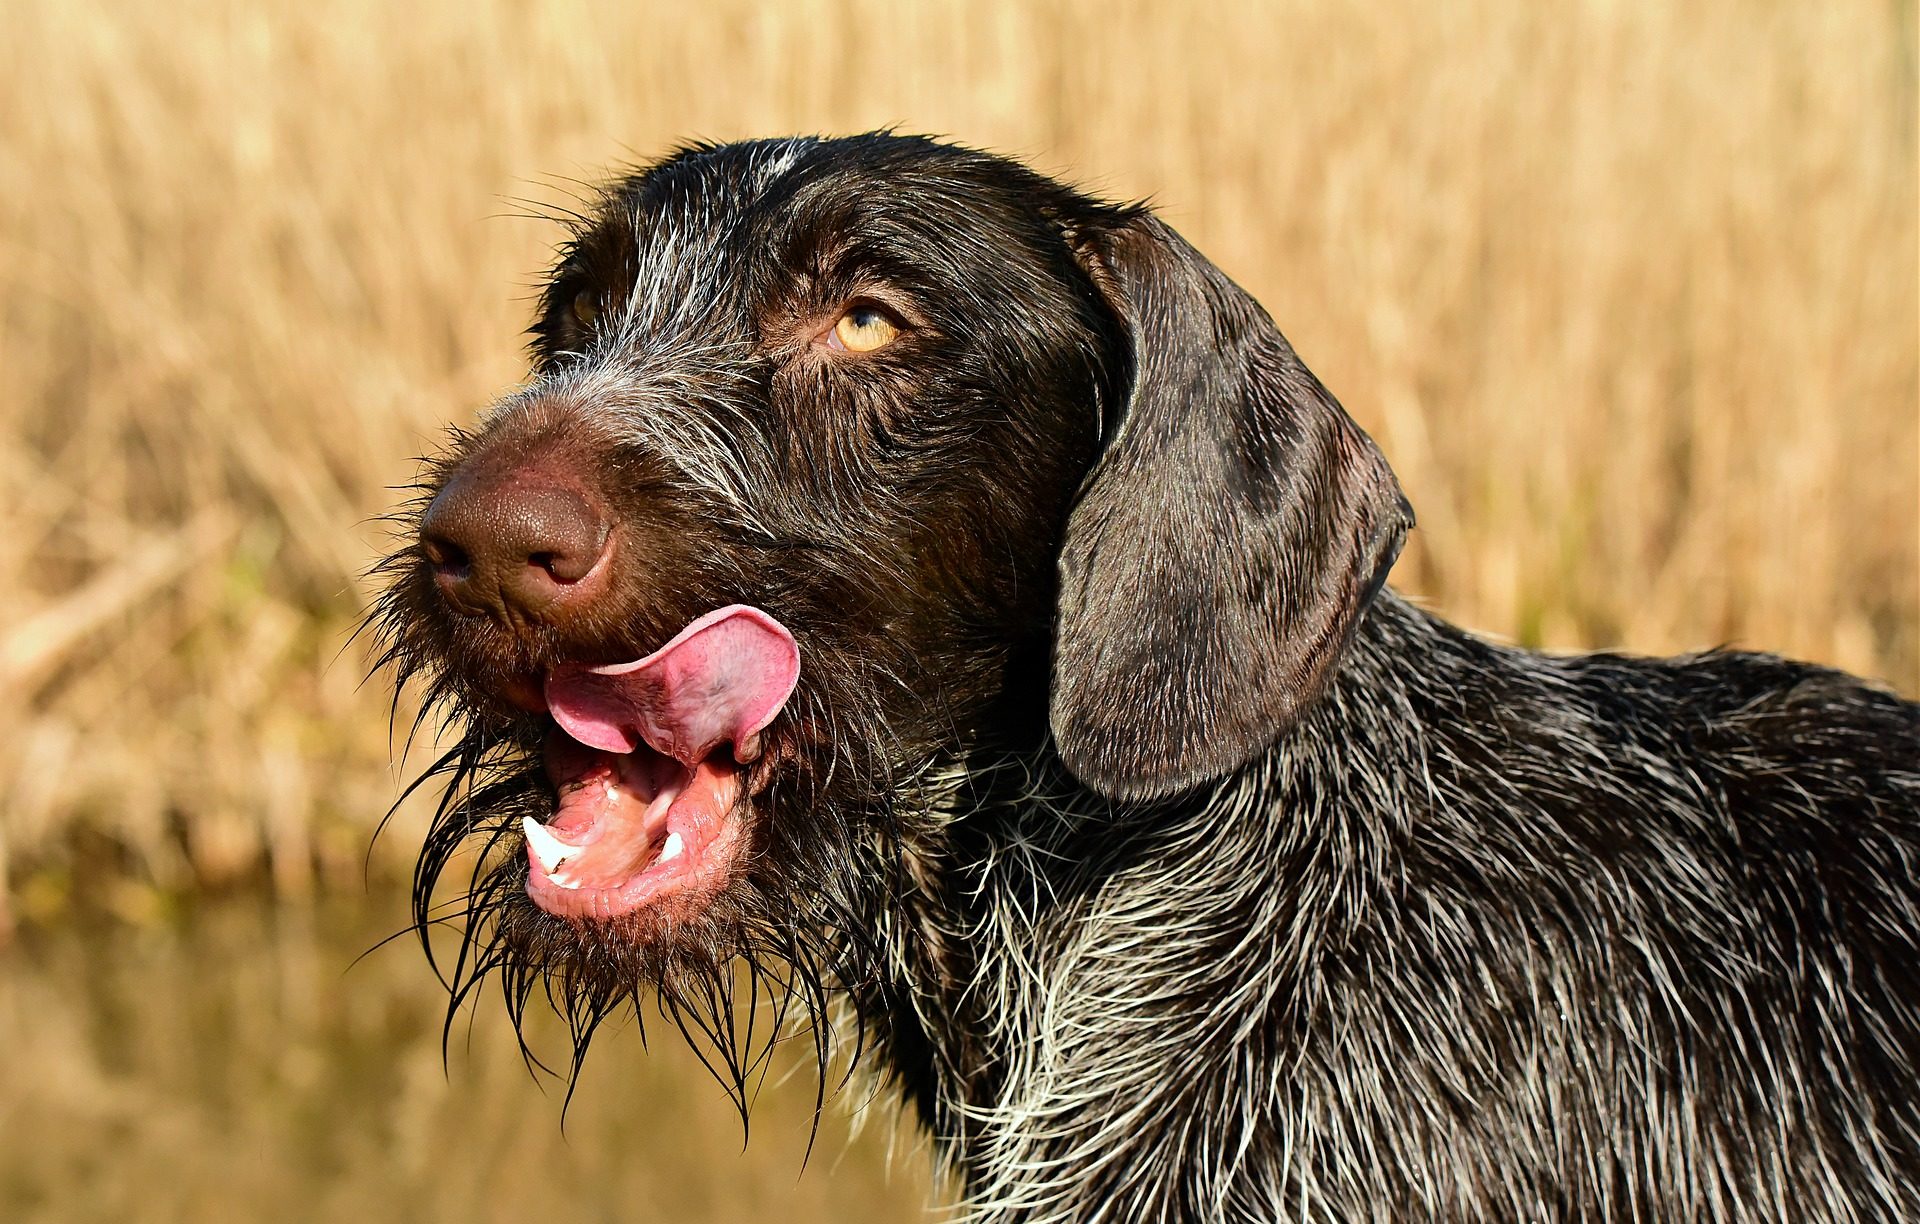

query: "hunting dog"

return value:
[375, 134, 1920, 1222]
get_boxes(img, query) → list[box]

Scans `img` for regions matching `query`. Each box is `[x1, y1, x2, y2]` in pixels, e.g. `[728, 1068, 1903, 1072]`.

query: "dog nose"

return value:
[420, 465, 610, 622]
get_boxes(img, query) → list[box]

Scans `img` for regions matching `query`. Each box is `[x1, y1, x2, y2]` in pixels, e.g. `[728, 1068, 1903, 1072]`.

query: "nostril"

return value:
[508, 529, 607, 606]
[529, 536, 605, 585]
[421, 534, 471, 578]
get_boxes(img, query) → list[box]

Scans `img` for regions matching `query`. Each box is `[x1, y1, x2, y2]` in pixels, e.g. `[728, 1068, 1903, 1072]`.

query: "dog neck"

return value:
[866, 592, 1443, 1212]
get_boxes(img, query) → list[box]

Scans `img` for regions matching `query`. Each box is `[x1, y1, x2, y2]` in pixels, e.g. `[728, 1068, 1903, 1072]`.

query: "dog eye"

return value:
[828, 304, 900, 353]
[571, 289, 600, 328]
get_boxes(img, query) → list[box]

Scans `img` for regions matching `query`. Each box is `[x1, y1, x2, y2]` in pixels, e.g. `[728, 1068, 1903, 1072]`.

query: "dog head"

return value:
[373, 132, 1409, 1076]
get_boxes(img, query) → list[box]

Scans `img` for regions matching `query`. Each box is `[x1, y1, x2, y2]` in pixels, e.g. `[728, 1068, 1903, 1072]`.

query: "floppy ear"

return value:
[1050, 213, 1413, 801]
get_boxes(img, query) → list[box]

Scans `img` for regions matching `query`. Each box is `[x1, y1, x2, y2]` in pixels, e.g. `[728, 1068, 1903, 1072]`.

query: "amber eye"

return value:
[571, 288, 600, 328]
[829, 304, 900, 353]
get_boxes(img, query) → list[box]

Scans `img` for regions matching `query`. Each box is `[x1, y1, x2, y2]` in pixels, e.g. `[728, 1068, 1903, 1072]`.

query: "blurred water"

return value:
[0, 896, 935, 1222]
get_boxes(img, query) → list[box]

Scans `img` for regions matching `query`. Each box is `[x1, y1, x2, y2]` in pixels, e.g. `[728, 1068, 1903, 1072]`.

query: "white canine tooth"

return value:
[659, 831, 684, 863]
[521, 816, 576, 875]
[646, 785, 681, 823]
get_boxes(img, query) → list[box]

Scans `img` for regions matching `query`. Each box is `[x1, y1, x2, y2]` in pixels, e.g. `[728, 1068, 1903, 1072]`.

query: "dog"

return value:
[374, 133, 1920, 1222]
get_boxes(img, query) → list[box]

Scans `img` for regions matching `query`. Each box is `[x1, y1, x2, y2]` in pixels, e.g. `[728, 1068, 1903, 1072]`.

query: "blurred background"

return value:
[1, 1, 1913, 1220]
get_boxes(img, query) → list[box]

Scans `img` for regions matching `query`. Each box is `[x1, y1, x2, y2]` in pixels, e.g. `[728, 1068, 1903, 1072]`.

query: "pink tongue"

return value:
[545, 605, 800, 764]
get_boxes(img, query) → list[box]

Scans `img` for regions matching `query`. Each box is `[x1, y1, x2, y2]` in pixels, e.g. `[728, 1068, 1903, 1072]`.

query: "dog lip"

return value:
[499, 672, 550, 713]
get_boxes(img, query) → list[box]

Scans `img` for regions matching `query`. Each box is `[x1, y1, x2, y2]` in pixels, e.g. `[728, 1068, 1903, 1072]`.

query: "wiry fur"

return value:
[911, 597, 1920, 1221]
[371, 133, 1920, 1221]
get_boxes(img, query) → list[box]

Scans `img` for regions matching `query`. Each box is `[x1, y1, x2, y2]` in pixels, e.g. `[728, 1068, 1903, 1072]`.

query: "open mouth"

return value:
[521, 605, 800, 922]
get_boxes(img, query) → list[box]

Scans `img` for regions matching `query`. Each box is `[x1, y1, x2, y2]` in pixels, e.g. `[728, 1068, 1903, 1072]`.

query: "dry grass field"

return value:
[2, 0, 1914, 921]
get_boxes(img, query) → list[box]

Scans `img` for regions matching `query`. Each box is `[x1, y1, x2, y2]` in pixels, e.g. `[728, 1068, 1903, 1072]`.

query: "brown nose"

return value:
[419, 464, 610, 623]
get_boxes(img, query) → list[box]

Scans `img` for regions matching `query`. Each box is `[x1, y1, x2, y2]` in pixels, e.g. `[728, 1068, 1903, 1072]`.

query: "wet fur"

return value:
[372, 134, 1920, 1221]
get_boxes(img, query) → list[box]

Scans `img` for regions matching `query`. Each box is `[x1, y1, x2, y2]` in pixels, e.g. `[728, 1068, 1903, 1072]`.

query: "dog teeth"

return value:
[522, 816, 578, 878]
[658, 832, 684, 863]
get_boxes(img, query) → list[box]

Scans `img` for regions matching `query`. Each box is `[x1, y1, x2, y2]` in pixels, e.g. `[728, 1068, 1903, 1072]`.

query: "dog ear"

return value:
[1050, 213, 1413, 801]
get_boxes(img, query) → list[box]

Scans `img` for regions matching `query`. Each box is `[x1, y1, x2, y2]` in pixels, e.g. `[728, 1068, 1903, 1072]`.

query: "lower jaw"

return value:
[523, 747, 747, 922]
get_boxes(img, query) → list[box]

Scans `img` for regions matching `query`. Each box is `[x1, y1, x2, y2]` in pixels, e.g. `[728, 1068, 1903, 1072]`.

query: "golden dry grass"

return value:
[2, 0, 1914, 919]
